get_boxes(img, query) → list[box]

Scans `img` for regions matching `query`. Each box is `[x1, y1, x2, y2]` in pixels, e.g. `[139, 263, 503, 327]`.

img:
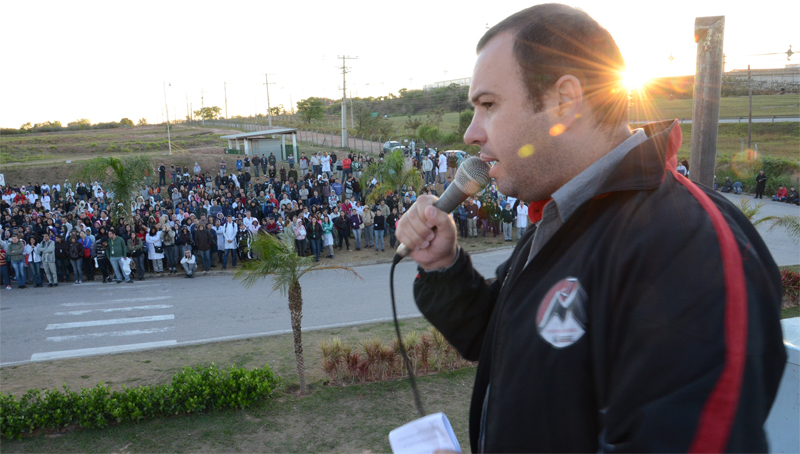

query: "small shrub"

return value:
[318, 328, 472, 386]
[89, 143, 97, 148]
[782, 269, 800, 309]
[0, 363, 279, 440]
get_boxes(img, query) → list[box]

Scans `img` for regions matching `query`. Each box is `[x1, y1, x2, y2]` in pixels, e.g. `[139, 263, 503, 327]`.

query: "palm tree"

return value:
[736, 199, 800, 244]
[769, 215, 800, 245]
[235, 231, 360, 393]
[77, 155, 153, 222]
[359, 150, 424, 205]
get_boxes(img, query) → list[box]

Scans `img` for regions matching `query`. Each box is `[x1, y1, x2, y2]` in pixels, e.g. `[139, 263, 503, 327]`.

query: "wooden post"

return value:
[690, 15, 725, 187]
[747, 64, 753, 148]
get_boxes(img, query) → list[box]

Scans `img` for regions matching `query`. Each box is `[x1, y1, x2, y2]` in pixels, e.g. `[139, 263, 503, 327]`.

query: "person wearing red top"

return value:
[341, 155, 352, 180]
[773, 186, 788, 201]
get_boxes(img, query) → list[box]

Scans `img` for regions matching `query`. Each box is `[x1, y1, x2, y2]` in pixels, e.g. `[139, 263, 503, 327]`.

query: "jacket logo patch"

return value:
[536, 277, 587, 348]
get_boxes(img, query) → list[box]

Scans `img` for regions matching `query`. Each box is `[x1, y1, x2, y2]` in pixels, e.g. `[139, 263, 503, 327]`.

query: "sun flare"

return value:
[621, 69, 652, 91]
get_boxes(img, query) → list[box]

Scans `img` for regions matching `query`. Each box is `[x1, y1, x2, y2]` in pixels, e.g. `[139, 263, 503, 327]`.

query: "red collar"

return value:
[528, 199, 551, 224]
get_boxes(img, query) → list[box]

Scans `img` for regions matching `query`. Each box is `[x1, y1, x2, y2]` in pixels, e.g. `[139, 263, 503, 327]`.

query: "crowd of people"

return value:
[0, 148, 532, 290]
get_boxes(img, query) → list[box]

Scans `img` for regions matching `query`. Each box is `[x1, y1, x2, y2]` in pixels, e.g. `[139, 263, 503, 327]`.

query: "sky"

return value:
[1, 0, 797, 128]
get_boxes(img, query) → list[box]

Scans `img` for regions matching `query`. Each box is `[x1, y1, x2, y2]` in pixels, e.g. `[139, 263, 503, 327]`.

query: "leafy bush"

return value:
[782, 270, 800, 309]
[0, 363, 279, 440]
[318, 328, 473, 386]
[715, 153, 800, 194]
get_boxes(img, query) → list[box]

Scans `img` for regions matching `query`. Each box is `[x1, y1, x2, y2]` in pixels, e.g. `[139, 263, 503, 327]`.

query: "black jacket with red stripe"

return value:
[413, 120, 786, 453]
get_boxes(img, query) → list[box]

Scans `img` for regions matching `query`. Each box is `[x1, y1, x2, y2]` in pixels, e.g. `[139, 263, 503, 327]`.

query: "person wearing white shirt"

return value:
[221, 216, 238, 269]
[516, 202, 529, 239]
[438, 153, 448, 184]
[243, 212, 255, 230]
[321, 153, 332, 177]
[41, 194, 51, 212]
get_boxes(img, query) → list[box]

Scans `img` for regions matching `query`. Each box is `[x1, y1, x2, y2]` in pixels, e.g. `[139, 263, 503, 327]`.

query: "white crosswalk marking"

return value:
[54, 305, 173, 316]
[60, 296, 171, 307]
[46, 327, 174, 342]
[45, 315, 174, 330]
[31, 341, 178, 361]
[27, 287, 178, 363]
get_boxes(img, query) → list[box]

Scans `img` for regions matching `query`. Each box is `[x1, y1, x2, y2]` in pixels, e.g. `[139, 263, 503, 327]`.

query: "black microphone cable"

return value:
[390, 253, 426, 418]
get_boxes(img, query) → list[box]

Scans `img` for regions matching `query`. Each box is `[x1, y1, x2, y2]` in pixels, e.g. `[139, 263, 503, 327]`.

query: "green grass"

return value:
[380, 95, 798, 135]
[674, 122, 799, 160]
[1, 367, 475, 453]
[1, 316, 475, 452]
[783, 306, 800, 319]
[630, 94, 799, 122]
[0, 150, 56, 165]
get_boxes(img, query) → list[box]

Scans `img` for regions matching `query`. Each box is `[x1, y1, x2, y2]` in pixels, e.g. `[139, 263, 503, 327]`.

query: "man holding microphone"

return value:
[397, 4, 786, 452]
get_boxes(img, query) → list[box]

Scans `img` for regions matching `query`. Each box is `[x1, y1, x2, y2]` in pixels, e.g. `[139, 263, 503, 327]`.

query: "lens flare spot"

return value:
[549, 124, 565, 136]
[518, 144, 534, 158]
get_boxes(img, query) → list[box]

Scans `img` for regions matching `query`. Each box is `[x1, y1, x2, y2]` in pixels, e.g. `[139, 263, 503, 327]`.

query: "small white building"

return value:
[220, 128, 299, 161]
[725, 64, 800, 85]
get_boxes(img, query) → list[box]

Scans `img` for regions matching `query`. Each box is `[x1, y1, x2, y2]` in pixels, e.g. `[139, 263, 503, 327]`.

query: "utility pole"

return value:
[289, 94, 294, 121]
[350, 91, 354, 129]
[200, 88, 208, 126]
[186, 94, 189, 123]
[338, 55, 358, 148]
[264, 74, 276, 128]
[163, 82, 172, 155]
[748, 64, 753, 148]
[224, 82, 229, 120]
[690, 15, 724, 188]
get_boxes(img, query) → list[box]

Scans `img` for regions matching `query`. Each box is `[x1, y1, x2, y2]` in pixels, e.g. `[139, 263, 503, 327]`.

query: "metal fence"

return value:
[187, 119, 426, 156]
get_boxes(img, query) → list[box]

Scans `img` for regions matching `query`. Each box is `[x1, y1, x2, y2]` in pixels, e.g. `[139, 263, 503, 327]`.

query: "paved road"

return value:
[0, 249, 510, 366]
[631, 116, 800, 125]
[1, 193, 796, 366]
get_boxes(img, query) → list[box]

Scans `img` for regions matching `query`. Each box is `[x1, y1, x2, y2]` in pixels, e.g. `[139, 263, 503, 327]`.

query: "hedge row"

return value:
[0, 363, 280, 440]
[716, 155, 800, 195]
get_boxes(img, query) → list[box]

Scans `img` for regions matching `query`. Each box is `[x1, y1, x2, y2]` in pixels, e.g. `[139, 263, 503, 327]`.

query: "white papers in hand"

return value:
[389, 412, 461, 454]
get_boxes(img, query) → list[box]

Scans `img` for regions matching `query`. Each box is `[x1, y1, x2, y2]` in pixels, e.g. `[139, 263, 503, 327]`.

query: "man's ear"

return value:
[550, 75, 584, 132]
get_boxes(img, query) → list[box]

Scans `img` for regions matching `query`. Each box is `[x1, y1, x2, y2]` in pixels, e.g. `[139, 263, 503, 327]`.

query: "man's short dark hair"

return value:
[477, 3, 628, 129]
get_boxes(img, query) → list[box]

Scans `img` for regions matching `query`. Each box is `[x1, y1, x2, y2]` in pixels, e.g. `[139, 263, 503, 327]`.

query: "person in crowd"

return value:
[307, 214, 323, 262]
[334, 209, 350, 251]
[349, 209, 363, 251]
[755, 170, 768, 199]
[54, 234, 70, 283]
[787, 186, 799, 205]
[107, 229, 132, 284]
[194, 223, 213, 273]
[162, 223, 178, 274]
[180, 249, 197, 278]
[773, 185, 788, 202]
[721, 177, 733, 193]
[221, 215, 238, 269]
[95, 233, 111, 283]
[373, 208, 385, 252]
[8, 235, 26, 288]
[39, 233, 57, 287]
[293, 217, 307, 257]
[322, 214, 335, 259]
[145, 227, 164, 274]
[127, 229, 146, 281]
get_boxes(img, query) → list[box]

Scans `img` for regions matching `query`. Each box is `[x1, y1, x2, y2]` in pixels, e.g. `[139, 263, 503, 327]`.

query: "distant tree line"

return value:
[1, 117, 145, 135]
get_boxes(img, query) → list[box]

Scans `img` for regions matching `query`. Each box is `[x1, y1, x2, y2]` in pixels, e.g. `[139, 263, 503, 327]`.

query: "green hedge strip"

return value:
[0, 363, 280, 440]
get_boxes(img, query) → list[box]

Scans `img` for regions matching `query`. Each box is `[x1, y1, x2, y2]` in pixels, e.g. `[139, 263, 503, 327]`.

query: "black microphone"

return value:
[394, 156, 491, 261]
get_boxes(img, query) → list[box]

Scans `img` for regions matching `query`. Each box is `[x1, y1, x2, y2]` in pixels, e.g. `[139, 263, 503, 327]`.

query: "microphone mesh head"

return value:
[454, 157, 491, 196]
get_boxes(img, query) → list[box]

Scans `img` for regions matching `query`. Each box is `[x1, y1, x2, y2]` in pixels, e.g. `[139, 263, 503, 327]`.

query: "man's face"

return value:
[464, 32, 565, 202]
